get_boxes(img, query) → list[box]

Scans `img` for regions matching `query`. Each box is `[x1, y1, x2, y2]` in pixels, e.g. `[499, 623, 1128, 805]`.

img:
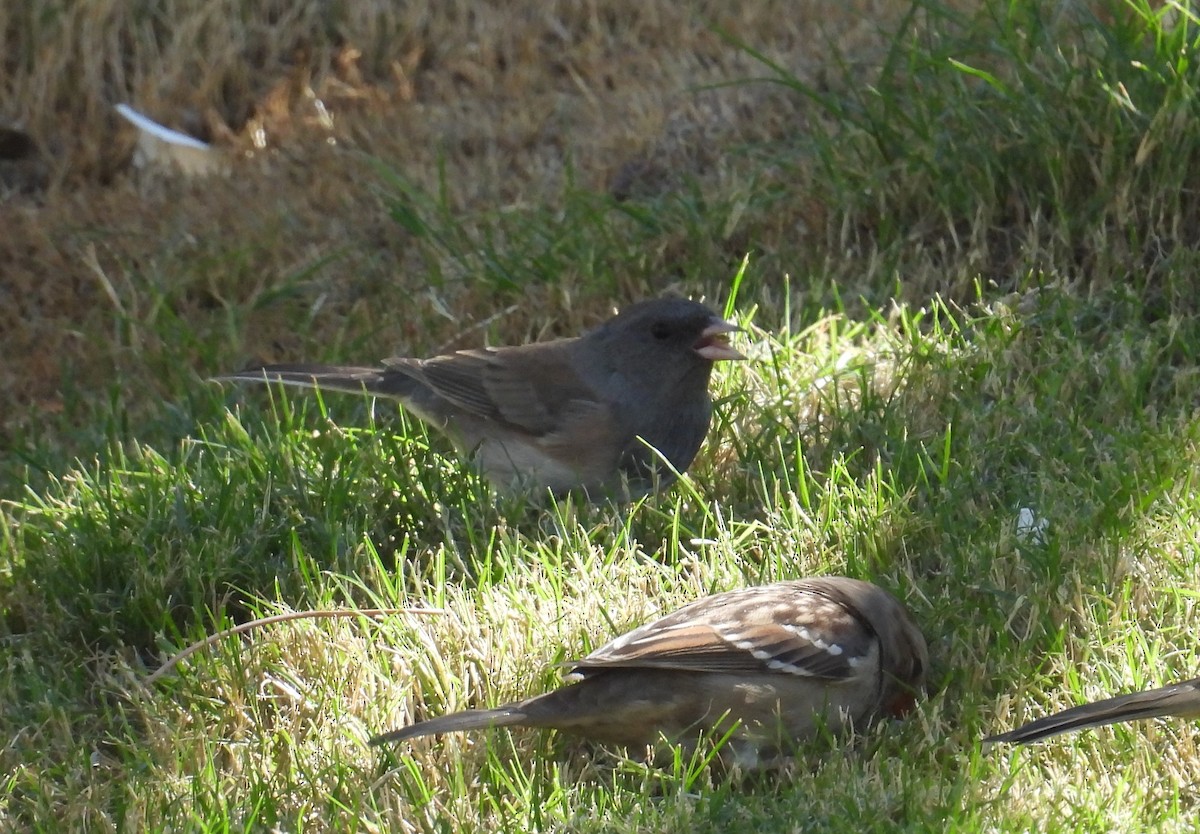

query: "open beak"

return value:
[693, 319, 746, 361]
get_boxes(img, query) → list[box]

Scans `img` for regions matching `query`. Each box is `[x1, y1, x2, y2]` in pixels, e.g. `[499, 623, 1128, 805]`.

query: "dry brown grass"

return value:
[0, 0, 912, 435]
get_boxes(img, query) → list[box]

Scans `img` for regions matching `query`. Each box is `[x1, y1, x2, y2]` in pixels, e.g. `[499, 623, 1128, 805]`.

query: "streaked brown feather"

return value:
[571, 583, 879, 681]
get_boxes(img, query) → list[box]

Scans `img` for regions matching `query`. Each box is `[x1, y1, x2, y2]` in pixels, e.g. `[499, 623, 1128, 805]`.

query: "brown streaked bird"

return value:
[217, 298, 744, 499]
[370, 577, 928, 768]
[987, 677, 1200, 745]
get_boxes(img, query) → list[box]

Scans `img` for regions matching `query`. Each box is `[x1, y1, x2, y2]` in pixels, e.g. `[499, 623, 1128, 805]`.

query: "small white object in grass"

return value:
[115, 103, 224, 177]
[1015, 507, 1049, 544]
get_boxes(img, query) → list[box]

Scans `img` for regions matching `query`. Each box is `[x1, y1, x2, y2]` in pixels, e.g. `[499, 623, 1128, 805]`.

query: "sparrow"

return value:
[986, 677, 1200, 745]
[217, 298, 744, 498]
[370, 577, 928, 767]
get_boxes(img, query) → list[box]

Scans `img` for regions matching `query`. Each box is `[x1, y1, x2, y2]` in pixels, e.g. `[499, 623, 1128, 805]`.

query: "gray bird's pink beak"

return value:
[693, 319, 746, 361]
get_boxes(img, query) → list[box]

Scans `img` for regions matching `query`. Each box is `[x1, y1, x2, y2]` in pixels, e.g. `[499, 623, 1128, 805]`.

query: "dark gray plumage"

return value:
[217, 298, 744, 498]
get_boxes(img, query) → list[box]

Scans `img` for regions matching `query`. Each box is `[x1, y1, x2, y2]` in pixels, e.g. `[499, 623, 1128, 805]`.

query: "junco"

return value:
[218, 298, 744, 498]
[987, 677, 1200, 744]
[370, 577, 927, 768]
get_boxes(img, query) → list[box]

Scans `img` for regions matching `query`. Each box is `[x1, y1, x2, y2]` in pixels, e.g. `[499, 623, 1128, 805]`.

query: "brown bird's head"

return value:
[867, 593, 928, 718]
[802, 577, 929, 719]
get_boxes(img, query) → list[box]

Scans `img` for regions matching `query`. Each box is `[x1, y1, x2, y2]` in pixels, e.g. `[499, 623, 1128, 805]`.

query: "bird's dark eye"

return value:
[650, 321, 672, 340]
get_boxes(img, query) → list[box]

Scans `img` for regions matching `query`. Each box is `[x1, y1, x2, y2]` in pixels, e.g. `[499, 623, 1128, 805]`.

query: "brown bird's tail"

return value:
[216, 364, 417, 399]
[987, 679, 1200, 744]
[369, 706, 531, 745]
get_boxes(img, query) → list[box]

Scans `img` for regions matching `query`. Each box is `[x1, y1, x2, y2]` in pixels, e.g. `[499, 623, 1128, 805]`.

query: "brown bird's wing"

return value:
[386, 342, 605, 436]
[572, 584, 877, 681]
[987, 678, 1200, 744]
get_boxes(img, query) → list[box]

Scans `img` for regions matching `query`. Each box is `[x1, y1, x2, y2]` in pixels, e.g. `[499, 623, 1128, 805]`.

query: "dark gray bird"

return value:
[370, 577, 928, 768]
[987, 678, 1200, 745]
[218, 298, 744, 498]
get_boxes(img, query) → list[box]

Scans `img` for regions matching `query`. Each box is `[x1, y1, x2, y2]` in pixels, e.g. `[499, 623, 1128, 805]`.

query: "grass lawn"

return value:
[3, 1, 1200, 831]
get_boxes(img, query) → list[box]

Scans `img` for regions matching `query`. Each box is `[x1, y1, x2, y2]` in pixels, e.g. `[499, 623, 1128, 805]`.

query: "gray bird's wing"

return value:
[386, 342, 604, 436]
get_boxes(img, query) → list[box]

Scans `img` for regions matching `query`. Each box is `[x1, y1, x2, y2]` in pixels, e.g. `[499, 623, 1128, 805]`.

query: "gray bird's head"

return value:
[591, 298, 745, 380]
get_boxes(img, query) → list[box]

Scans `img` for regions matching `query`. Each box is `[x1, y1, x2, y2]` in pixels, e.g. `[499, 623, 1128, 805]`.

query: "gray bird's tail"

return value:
[370, 706, 530, 745]
[217, 364, 416, 399]
[986, 681, 1200, 744]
